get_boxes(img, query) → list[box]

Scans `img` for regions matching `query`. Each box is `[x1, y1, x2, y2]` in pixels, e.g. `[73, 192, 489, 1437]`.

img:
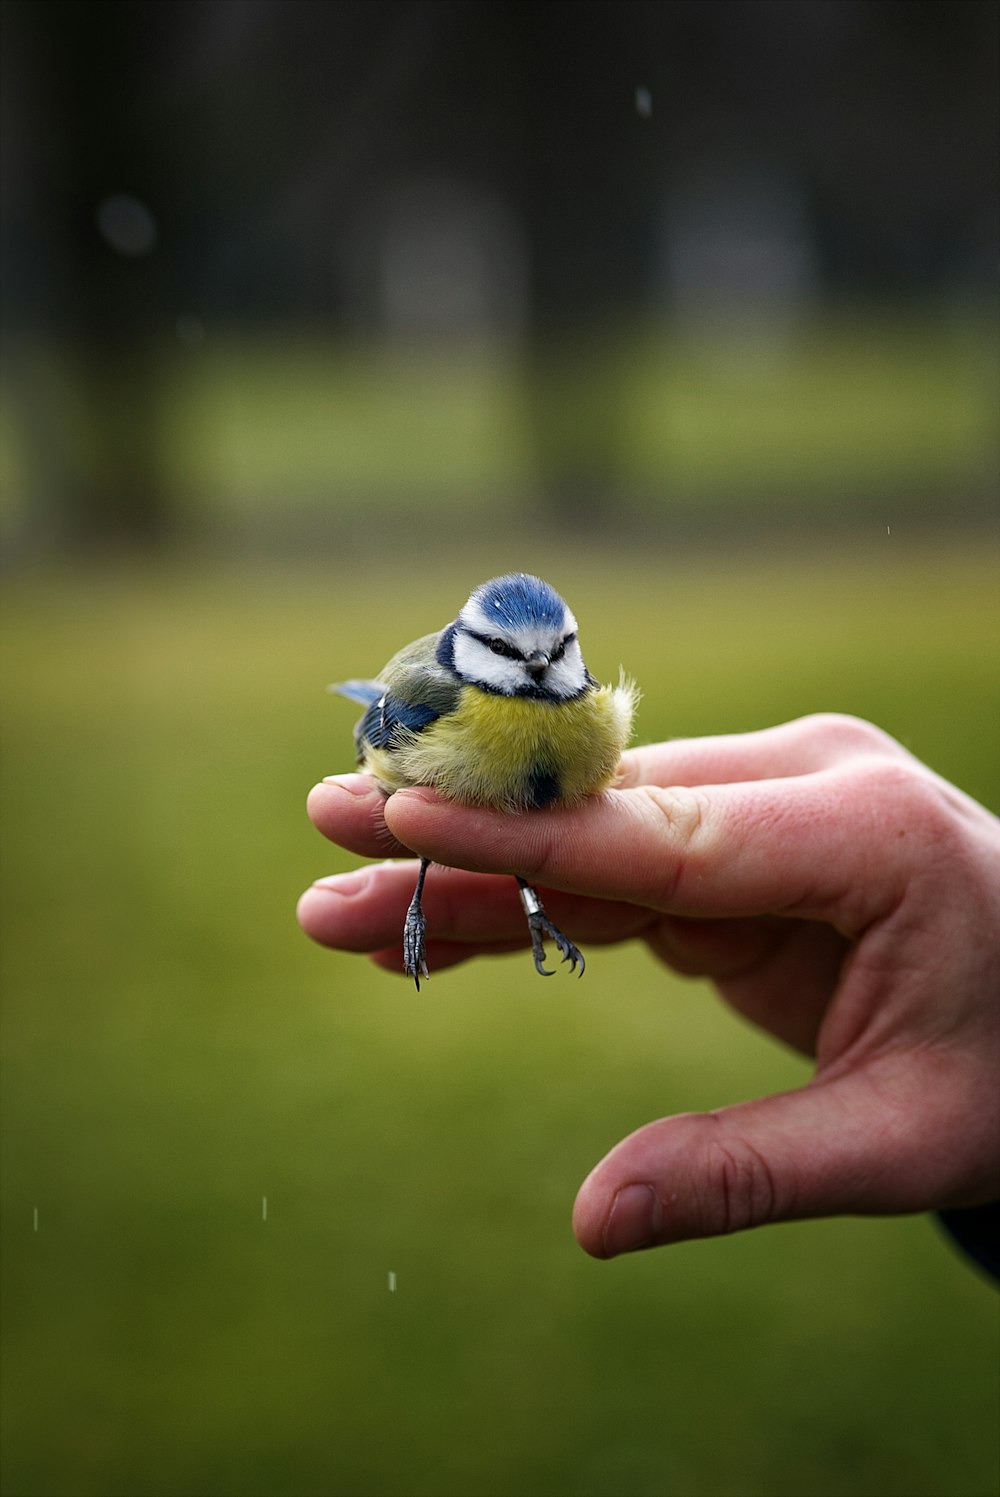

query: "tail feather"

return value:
[328, 679, 383, 706]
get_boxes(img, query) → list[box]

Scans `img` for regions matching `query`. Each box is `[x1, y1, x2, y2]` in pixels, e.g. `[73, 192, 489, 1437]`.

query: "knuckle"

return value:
[702, 1130, 783, 1235]
[638, 785, 711, 906]
[843, 755, 957, 843]
[798, 712, 903, 759]
[641, 783, 709, 842]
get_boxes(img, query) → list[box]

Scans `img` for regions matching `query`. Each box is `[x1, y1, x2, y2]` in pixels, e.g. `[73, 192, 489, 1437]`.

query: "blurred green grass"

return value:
[2, 310, 996, 543]
[159, 314, 996, 509]
[2, 538, 999, 1497]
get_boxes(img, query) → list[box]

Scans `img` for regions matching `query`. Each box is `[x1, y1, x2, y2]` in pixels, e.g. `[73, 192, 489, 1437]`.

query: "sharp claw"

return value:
[404, 960, 429, 993]
[563, 944, 585, 976]
[524, 912, 585, 980]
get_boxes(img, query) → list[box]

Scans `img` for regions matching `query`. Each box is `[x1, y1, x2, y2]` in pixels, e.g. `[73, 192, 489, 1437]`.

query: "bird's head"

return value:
[445, 573, 591, 699]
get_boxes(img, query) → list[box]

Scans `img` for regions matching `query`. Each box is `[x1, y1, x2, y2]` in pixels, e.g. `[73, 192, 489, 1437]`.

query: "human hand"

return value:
[297, 714, 1000, 1257]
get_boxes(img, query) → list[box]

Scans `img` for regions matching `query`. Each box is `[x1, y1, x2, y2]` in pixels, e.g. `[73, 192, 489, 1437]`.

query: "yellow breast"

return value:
[362, 680, 638, 809]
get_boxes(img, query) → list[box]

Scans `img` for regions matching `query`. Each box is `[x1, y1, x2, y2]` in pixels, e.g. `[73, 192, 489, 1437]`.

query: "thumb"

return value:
[572, 1071, 946, 1258]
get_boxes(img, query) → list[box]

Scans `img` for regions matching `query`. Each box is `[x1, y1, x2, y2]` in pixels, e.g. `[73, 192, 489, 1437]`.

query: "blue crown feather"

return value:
[471, 573, 566, 631]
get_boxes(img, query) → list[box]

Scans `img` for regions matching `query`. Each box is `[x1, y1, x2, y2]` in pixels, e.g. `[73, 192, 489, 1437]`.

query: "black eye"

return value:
[489, 638, 515, 658]
[550, 641, 566, 663]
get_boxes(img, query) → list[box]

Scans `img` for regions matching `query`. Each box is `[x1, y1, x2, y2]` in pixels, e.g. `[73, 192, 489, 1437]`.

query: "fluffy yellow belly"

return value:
[363, 681, 637, 809]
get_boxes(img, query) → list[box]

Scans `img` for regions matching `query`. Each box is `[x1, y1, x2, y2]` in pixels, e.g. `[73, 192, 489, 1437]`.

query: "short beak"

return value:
[525, 651, 549, 680]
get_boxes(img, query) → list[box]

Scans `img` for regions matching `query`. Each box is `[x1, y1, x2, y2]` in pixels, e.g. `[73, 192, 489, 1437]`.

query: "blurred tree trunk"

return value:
[505, 1, 661, 524]
[2, 0, 171, 551]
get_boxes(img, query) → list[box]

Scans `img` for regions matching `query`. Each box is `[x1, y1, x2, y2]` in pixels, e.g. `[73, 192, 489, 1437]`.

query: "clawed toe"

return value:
[530, 932, 556, 977]
[549, 921, 585, 977]
[403, 905, 429, 990]
[402, 859, 431, 991]
[525, 910, 586, 980]
[516, 876, 586, 980]
[400, 866, 586, 990]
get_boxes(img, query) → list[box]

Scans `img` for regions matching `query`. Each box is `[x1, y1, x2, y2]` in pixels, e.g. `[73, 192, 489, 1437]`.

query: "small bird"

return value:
[330, 573, 638, 988]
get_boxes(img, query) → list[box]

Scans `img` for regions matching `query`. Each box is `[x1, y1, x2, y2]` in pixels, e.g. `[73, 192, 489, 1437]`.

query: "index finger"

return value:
[616, 714, 911, 789]
[383, 760, 922, 933]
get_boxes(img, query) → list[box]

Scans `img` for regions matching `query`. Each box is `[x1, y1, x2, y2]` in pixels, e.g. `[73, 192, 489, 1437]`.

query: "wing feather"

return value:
[333, 631, 461, 760]
[377, 631, 461, 716]
[328, 679, 382, 706]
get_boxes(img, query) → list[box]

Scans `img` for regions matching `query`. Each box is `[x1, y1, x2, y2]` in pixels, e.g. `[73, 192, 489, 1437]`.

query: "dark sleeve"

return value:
[937, 1201, 1000, 1283]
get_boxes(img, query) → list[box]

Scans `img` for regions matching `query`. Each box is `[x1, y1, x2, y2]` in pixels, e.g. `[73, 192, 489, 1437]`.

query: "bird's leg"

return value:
[403, 857, 431, 991]
[515, 877, 585, 978]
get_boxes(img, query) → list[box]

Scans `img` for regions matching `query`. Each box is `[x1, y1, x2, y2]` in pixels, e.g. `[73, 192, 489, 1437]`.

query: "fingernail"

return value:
[320, 774, 375, 795]
[308, 870, 371, 896]
[602, 1184, 662, 1258]
[389, 786, 439, 803]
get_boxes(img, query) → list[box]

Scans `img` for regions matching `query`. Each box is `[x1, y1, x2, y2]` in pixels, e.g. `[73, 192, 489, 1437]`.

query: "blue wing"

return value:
[330, 676, 444, 755]
[330, 633, 460, 762]
[356, 692, 441, 751]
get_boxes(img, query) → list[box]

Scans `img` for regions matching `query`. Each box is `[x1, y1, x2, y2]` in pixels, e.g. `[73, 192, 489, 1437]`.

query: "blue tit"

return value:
[330, 572, 638, 988]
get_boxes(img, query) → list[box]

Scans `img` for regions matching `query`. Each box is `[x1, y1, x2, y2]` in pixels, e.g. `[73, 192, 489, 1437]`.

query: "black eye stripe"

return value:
[468, 630, 524, 660]
[467, 629, 576, 663]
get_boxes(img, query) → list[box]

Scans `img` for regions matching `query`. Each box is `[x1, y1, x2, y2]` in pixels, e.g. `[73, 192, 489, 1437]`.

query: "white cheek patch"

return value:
[543, 639, 587, 699]
[451, 630, 524, 694]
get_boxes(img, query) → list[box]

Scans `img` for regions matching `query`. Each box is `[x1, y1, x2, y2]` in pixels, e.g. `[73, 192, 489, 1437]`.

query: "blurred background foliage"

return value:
[1, 3, 998, 1497]
[1, 0, 998, 550]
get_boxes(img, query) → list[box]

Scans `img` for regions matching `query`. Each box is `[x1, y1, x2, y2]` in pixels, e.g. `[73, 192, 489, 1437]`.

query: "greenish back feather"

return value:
[378, 632, 463, 717]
